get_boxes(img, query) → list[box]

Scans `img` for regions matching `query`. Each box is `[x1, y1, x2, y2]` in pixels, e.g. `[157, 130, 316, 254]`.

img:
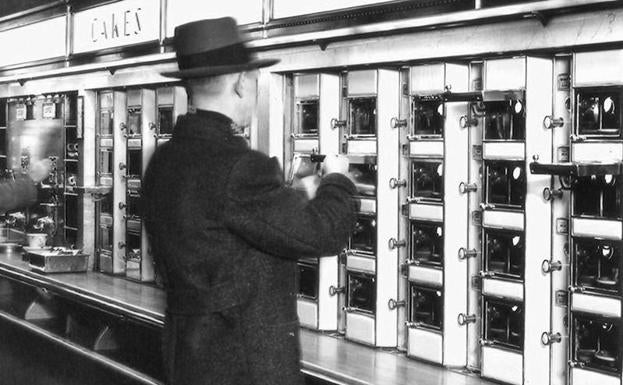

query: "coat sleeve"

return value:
[0, 176, 37, 213]
[223, 151, 358, 260]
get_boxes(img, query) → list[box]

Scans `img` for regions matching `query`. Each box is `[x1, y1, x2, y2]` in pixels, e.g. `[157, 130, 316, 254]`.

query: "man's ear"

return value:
[233, 72, 245, 98]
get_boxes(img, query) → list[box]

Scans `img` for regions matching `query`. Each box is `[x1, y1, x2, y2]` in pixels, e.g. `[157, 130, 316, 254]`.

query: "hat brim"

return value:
[161, 58, 280, 79]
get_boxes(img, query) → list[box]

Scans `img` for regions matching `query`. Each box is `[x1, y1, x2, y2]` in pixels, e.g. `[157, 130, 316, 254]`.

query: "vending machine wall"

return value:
[394, 63, 470, 366]
[95, 87, 186, 279]
[5, 94, 82, 250]
[330, 69, 400, 347]
[287, 73, 343, 331]
[464, 57, 554, 385]
[564, 50, 622, 385]
[530, 50, 623, 385]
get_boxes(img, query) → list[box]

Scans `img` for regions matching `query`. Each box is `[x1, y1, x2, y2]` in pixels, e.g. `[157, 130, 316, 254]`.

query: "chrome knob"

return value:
[118, 242, 126, 249]
[148, 122, 157, 130]
[330, 118, 346, 130]
[543, 116, 564, 129]
[388, 299, 406, 310]
[459, 115, 478, 128]
[459, 182, 477, 194]
[543, 187, 563, 201]
[388, 238, 406, 250]
[118, 202, 127, 210]
[118, 162, 127, 170]
[458, 247, 479, 260]
[119, 122, 127, 131]
[541, 331, 562, 345]
[390, 117, 407, 129]
[457, 313, 477, 326]
[389, 178, 407, 189]
[542, 259, 562, 273]
[329, 285, 346, 296]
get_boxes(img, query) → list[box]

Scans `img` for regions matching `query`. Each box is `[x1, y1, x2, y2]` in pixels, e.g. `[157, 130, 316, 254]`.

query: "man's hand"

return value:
[28, 159, 52, 183]
[322, 154, 350, 176]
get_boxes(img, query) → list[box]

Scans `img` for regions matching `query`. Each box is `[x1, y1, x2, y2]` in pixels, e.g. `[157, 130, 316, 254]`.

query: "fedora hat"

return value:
[162, 17, 279, 78]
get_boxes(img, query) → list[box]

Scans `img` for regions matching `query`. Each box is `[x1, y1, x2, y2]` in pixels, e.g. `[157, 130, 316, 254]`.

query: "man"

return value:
[0, 159, 51, 213]
[143, 18, 358, 385]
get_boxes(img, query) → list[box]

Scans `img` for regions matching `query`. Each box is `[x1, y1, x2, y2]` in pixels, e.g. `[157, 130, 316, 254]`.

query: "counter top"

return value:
[0, 251, 492, 385]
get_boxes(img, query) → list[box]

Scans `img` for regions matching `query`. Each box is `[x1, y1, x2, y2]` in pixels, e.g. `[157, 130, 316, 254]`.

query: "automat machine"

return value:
[531, 49, 623, 385]
[94, 87, 186, 280]
[327, 69, 400, 347]
[462, 57, 554, 385]
[288, 73, 342, 331]
[392, 62, 471, 366]
[3, 94, 83, 250]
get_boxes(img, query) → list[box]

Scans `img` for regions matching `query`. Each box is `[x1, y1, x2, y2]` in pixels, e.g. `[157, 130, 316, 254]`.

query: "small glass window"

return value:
[158, 107, 174, 136]
[99, 110, 113, 136]
[484, 299, 523, 350]
[484, 229, 524, 279]
[99, 150, 113, 176]
[296, 100, 319, 136]
[349, 215, 376, 255]
[127, 110, 142, 136]
[410, 222, 443, 266]
[126, 192, 142, 219]
[573, 316, 620, 373]
[347, 272, 376, 314]
[127, 149, 142, 178]
[574, 239, 621, 294]
[98, 223, 113, 252]
[125, 232, 141, 261]
[412, 100, 444, 137]
[409, 284, 443, 330]
[348, 97, 376, 136]
[298, 261, 318, 300]
[486, 162, 525, 208]
[410, 161, 443, 200]
[577, 90, 621, 137]
[483, 99, 525, 140]
[573, 175, 621, 219]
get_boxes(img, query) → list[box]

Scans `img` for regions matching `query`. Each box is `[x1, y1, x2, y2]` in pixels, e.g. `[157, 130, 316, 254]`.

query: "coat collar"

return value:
[173, 109, 239, 142]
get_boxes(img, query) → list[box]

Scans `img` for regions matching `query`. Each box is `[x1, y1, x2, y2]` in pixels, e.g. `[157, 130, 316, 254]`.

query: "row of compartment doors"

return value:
[287, 51, 623, 385]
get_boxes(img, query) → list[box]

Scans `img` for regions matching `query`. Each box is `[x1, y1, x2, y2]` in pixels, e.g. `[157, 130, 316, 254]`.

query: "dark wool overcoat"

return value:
[143, 109, 357, 385]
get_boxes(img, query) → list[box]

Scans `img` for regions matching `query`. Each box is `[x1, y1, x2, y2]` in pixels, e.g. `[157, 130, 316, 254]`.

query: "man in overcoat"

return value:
[143, 18, 358, 385]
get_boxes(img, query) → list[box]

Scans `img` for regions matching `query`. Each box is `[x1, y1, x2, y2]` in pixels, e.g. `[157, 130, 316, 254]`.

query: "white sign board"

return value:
[166, 0, 262, 37]
[0, 17, 66, 67]
[73, 0, 159, 54]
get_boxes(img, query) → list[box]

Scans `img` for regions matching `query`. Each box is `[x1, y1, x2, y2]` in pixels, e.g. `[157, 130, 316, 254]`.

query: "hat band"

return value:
[177, 43, 252, 70]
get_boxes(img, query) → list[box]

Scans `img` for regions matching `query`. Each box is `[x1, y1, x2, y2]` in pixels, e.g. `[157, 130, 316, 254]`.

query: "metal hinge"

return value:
[555, 290, 569, 307]
[472, 145, 483, 161]
[471, 275, 482, 291]
[471, 210, 482, 227]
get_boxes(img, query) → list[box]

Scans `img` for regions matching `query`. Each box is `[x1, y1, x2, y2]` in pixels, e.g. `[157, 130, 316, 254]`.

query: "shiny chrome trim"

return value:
[0, 52, 176, 85]
[249, 0, 619, 49]
[0, 265, 164, 327]
[0, 0, 65, 27]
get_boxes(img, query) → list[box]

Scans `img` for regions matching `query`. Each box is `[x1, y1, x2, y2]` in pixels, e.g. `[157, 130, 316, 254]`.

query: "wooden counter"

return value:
[0, 251, 493, 385]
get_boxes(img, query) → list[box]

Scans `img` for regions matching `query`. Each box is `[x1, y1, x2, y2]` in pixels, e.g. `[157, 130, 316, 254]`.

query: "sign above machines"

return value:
[0, 17, 66, 68]
[73, 0, 159, 54]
